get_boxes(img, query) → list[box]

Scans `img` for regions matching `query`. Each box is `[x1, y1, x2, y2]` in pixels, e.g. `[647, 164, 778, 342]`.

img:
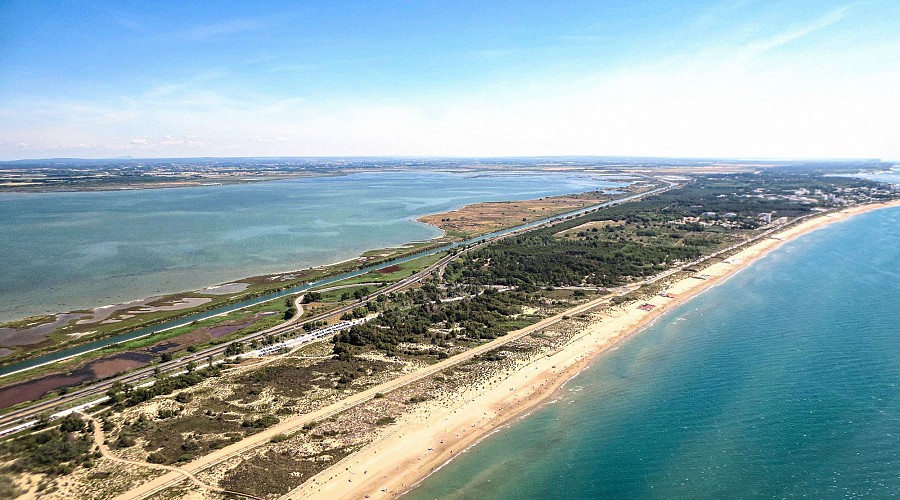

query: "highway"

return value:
[0, 181, 677, 435]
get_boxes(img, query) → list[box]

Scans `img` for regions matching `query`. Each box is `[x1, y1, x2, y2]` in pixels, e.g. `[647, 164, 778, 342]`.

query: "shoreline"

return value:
[291, 199, 900, 499]
[2, 169, 642, 325]
[0, 223, 450, 374]
[0, 182, 646, 379]
[0, 187, 572, 326]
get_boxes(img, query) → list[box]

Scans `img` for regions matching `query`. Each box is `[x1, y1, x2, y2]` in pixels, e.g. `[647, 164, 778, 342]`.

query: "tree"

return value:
[58, 414, 85, 433]
[225, 342, 243, 357]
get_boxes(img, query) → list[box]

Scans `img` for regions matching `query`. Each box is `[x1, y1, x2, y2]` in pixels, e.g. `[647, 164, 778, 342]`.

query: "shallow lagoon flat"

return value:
[0, 169, 624, 322]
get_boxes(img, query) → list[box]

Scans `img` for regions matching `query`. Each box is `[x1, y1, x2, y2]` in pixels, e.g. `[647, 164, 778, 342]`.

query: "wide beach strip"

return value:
[287, 200, 900, 499]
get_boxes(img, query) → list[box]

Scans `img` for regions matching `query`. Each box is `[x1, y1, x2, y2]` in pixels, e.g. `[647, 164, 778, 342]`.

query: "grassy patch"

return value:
[127, 410, 273, 465]
[316, 284, 380, 303]
[229, 357, 394, 402]
[220, 445, 356, 498]
[315, 252, 446, 290]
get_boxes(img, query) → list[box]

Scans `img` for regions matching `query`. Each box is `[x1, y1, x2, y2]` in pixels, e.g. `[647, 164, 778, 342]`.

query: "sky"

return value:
[1, 0, 898, 161]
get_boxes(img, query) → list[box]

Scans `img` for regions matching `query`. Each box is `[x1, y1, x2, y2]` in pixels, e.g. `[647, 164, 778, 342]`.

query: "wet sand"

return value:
[75, 298, 161, 325]
[132, 297, 212, 314]
[200, 283, 249, 295]
[0, 352, 154, 408]
[207, 319, 255, 339]
[0, 296, 212, 348]
[0, 313, 92, 347]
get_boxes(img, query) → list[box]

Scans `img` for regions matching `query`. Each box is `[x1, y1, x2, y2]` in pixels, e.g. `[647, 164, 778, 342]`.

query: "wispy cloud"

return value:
[125, 135, 206, 150]
[171, 18, 264, 42]
[740, 4, 853, 57]
[115, 16, 149, 33]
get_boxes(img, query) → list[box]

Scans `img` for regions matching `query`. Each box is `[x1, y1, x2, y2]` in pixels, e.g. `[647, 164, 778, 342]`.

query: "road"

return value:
[119, 277, 643, 500]
[0, 181, 677, 435]
[76, 412, 262, 500]
[0, 253, 458, 432]
[4, 184, 855, 500]
[126, 204, 841, 499]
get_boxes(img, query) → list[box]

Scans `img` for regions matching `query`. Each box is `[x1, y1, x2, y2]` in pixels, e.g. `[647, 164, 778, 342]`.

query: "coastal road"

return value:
[0, 181, 678, 434]
[157, 206, 841, 500]
[119, 278, 645, 500]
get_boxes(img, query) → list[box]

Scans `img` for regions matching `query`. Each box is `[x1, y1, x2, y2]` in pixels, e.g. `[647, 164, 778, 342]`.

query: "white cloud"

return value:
[0, 2, 897, 161]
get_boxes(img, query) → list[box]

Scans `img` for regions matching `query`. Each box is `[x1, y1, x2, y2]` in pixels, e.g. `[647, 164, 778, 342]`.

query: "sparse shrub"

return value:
[114, 434, 136, 449]
[375, 416, 396, 426]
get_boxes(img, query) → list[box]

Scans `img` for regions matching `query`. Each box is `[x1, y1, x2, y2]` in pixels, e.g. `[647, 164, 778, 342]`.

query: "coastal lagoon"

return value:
[409, 206, 900, 499]
[856, 166, 900, 185]
[0, 170, 626, 322]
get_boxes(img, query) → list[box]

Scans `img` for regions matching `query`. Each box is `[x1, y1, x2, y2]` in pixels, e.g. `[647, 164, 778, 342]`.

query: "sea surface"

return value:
[409, 206, 900, 499]
[0, 170, 625, 322]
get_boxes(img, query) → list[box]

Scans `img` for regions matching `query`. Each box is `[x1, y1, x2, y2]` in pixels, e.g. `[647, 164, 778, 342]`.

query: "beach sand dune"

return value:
[285, 201, 900, 500]
[114, 201, 899, 500]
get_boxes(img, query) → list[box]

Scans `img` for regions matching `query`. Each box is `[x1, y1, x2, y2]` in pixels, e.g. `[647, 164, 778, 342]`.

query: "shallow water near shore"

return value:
[408, 206, 900, 499]
[0, 170, 624, 322]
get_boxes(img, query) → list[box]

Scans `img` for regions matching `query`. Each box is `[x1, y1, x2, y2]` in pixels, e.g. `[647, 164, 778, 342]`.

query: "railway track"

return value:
[0, 182, 677, 434]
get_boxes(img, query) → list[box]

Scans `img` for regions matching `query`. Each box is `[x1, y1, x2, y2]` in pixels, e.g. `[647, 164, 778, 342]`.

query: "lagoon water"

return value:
[0, 170, 624, 322]
[409, 206, 900, 499]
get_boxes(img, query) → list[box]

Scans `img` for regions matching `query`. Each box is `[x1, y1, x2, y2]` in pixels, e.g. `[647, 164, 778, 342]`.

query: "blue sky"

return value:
[1, 0, 898, 160]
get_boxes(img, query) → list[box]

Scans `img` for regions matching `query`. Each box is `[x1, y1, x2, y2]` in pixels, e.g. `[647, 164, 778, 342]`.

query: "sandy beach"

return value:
[284, 199, 900, 500]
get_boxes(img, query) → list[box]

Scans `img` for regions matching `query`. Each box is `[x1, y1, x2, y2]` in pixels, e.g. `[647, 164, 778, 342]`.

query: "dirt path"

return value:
[115, 202, 900, 499]
[286, 294, 304, 326]
[77, 412, 253, 499]
[117, 290, 627, 500]
[285, 201, 900, 499]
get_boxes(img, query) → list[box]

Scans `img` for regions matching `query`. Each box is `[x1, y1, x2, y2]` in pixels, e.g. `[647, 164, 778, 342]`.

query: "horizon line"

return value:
[0, 155, 890, 164]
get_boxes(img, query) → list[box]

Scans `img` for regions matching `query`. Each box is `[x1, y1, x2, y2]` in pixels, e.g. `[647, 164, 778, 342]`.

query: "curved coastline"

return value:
[0, 169, 627, 323]
[0, 172, 633, 327]
[291, 199, 900, 500]
[0, 182, 648, 380]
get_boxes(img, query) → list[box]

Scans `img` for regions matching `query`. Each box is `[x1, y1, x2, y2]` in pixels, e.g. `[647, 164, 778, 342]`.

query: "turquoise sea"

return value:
[409, 206, 900, 499]
[0, 170, 625, 322]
